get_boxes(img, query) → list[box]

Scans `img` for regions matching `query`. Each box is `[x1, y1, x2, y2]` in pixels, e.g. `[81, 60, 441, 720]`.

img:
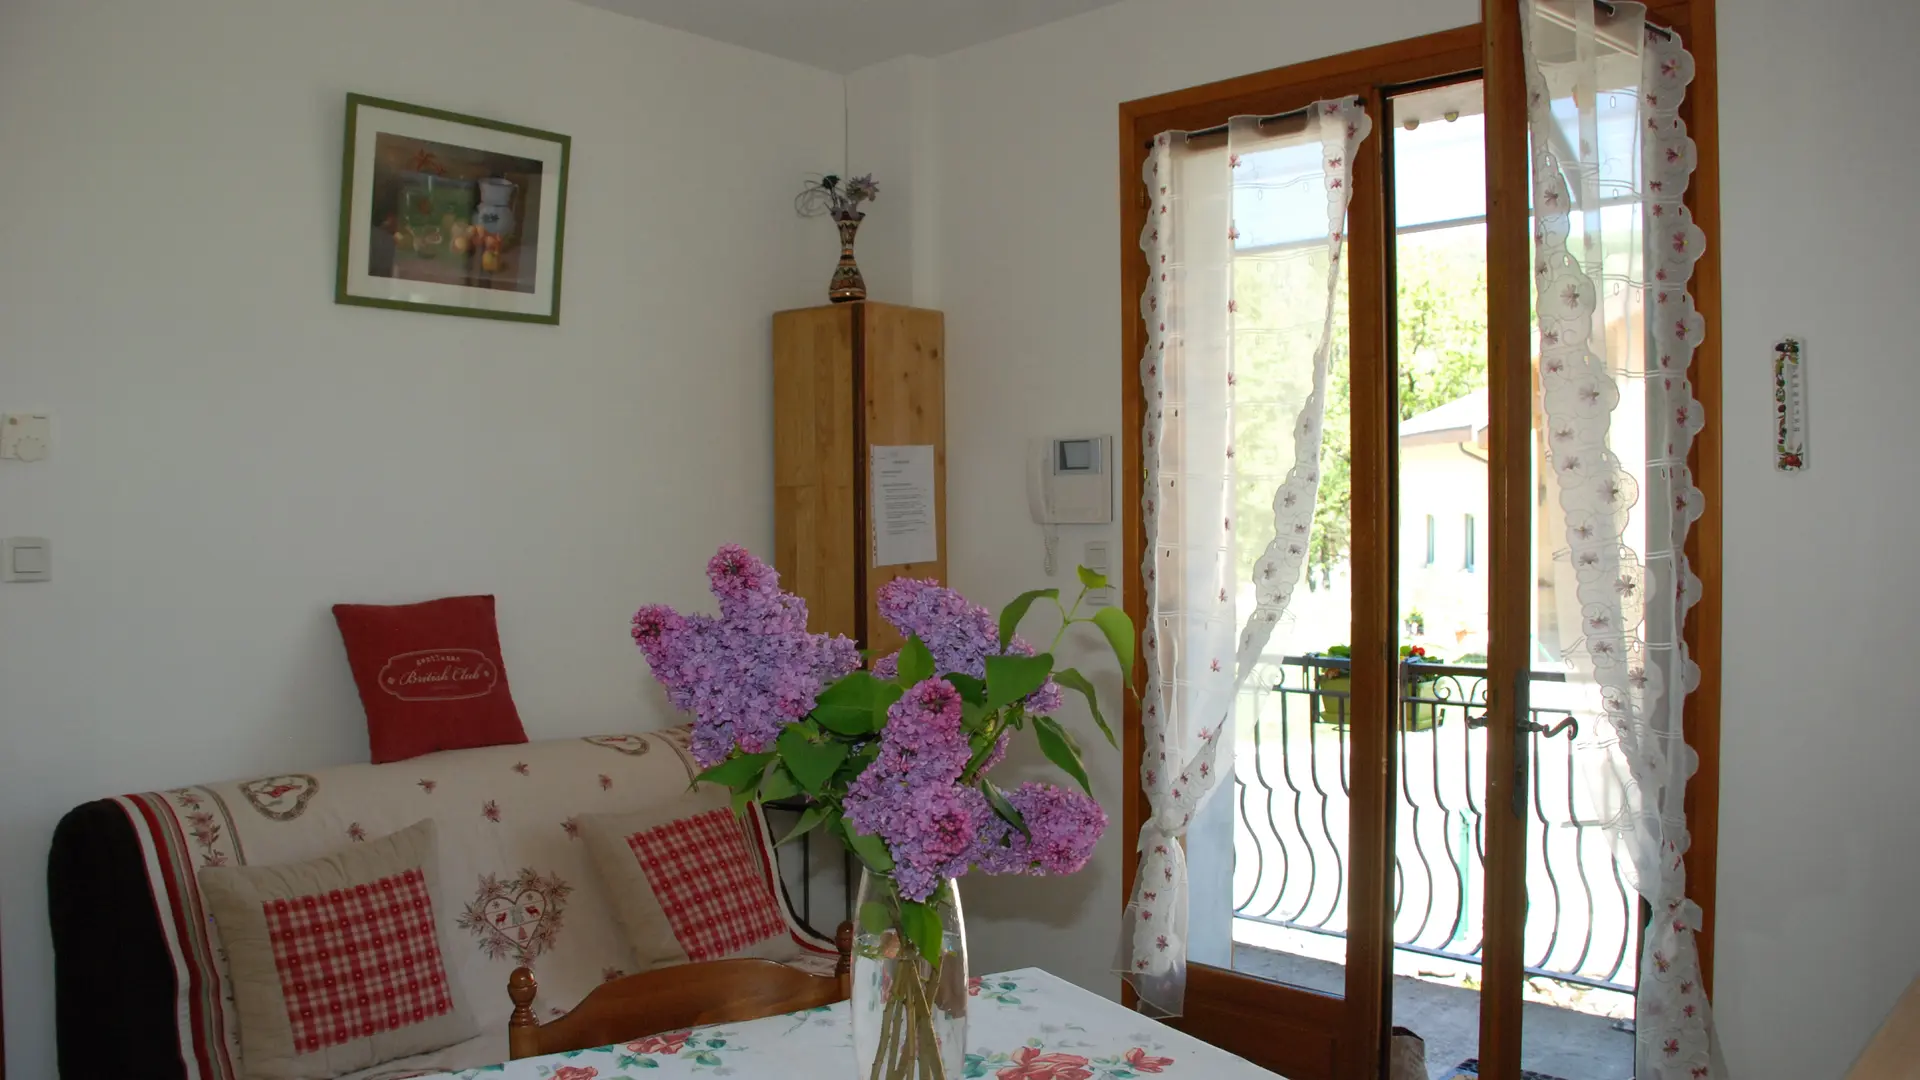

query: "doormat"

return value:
[1446, 1060, 1572, 1080]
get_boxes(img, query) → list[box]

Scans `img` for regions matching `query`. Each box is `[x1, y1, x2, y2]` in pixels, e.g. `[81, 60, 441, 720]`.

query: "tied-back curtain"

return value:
[1521, 2, 1719, 1076]
[1122, 100, 1370, 1016]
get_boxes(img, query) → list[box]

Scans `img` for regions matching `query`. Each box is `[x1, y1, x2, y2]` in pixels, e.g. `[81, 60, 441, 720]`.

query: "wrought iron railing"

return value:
[1231, 656, 1638, 994]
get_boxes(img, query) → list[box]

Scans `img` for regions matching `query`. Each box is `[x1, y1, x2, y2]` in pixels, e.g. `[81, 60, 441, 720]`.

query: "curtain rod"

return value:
[1588, 0, 1675, 40]
[1144, 95, 1363, 150]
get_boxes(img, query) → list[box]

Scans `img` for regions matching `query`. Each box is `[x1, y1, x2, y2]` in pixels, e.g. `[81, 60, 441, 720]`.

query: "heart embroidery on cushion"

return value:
[458, 869, 573, 965]
[238, 774, 319, 821]
[582, 735, 651, 757]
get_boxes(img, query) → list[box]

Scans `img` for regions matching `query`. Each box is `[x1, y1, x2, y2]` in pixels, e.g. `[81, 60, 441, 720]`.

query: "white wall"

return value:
[929, 0, 1920, 1078]
[846, 56, 941, 309]
[0, 1, 844, 1075]
[1714, 1, 1920, 1075]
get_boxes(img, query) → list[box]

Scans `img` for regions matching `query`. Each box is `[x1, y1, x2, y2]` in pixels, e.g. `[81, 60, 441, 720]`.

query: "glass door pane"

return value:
[1387, 78, 1492, 1079]
[1184, 129, 1356, 996]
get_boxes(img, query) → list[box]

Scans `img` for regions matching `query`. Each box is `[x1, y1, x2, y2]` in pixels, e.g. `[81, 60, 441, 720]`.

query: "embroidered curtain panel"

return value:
[1521, 2, 1718, 1075]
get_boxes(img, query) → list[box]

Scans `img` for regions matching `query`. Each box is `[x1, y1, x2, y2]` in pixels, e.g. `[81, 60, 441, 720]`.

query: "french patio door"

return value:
[1121, 4, 1717, 1078]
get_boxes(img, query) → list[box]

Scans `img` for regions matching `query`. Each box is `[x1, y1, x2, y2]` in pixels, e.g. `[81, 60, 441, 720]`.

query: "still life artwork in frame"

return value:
[335, 93, 570, 324]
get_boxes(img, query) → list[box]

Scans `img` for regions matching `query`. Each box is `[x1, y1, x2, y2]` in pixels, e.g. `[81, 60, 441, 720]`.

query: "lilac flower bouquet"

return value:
[632, 545, 1133, 1080]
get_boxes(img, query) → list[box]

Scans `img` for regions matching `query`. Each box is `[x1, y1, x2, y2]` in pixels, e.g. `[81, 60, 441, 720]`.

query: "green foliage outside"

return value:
[1229, 225, 1490, 587]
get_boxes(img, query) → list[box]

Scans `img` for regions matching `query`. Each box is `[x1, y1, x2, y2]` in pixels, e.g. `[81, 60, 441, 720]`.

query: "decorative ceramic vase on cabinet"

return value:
[829, 211, 867, 303]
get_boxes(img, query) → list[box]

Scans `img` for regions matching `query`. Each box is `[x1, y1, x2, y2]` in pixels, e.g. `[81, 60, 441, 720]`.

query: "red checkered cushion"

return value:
[624, 808, 789, 962]
[197, 819, 477, 1077]
[263, 867, 454, 1054]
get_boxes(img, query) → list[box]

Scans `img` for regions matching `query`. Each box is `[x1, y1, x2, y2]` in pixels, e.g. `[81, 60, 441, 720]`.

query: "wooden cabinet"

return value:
[773, 302, 945, 656]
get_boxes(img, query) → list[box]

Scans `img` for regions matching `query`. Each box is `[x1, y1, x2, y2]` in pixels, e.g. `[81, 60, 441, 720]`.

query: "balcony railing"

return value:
[1231, 656, 1638, 994]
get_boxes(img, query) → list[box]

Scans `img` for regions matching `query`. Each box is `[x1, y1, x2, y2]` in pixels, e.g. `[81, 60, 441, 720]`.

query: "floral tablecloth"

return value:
[413, 967, 1280, 1079]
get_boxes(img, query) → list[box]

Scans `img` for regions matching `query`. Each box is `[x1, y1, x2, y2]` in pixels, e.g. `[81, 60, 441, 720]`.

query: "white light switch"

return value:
[1, 413, 50, 461]
[4, 537, 50, 582]
[1083, 541, 1114, 607]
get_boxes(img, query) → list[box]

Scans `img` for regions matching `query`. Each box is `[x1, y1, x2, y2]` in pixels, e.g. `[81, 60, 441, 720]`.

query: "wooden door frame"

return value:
[1116, 3, 1721, 1075]
[1479, 2, 1533, 1073]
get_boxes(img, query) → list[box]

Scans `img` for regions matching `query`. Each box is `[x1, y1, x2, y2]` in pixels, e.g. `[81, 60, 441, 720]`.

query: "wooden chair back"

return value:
[508, 923, 853, 1059]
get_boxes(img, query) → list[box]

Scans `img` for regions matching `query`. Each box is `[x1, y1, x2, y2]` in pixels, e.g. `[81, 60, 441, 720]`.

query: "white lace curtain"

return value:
[1521, 2, 1719, 1076]
[1121, 100, 1371, 1016]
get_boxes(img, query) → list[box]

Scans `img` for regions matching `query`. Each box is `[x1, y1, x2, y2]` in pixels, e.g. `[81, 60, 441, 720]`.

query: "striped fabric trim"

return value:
[740, 803, 834, 955]
[115, 793, 239, 1080]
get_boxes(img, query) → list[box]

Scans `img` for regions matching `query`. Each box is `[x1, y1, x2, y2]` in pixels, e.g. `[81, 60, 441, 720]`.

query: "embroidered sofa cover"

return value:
[49, 728, 832, 1080]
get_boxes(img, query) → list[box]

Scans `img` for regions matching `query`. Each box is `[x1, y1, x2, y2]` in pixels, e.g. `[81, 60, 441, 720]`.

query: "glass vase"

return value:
[850, 869, 967, 1080]
[829, 211, 868, 303]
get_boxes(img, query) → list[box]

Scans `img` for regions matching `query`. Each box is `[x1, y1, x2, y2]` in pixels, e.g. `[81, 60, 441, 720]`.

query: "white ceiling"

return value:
[574, 0, 1129, 72]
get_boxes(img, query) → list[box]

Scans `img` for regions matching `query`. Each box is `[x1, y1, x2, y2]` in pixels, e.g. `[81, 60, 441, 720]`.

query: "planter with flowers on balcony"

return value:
[1309, 645, 1445, 731]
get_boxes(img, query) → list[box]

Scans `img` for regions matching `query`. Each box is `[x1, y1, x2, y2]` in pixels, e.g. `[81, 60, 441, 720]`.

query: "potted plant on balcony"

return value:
[1401, 645, 1445, 731]
[1308, 644, 1447, 731]
[1309, 645, 1352, 727]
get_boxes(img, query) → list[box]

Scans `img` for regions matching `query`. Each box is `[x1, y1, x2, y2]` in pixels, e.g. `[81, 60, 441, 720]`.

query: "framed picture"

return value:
[335, 93, 571, 324]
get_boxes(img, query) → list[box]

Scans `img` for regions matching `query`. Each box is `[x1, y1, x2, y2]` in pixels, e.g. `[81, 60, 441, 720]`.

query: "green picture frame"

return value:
[335, 93, 571, 325]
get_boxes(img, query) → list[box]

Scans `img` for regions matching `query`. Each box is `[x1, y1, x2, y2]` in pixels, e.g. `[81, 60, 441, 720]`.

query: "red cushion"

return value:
[623, 808, 790, 962]
[263, 867, 455, 1053]
[332, 595, 527, 764]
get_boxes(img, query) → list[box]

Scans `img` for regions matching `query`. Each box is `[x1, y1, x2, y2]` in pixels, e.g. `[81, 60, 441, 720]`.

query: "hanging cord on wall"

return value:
[1042, 524, 1060, 578]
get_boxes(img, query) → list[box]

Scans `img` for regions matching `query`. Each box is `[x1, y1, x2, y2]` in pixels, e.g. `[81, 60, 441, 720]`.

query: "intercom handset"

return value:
[1028, 436, 1114, 575]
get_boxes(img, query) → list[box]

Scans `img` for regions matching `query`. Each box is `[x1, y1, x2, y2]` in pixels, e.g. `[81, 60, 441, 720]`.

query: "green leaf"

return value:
[985, 652, 1053, 712]
[944, 672, 989, 704]
[840, 820, 895, 873]
[692, 1051, 721, 1067]
[998, 588, 1059, 649]
[1090, 606, 1137, 679]
[778, 726, 850, 794]
[1033, 715, 1092, 795]
[1051, 667, 1117, 749]
[897, 899, 944, 964]
[812, 671, 903, 735]
[694, 751, 775, 793]
[758, 763, 803, 802]
[815, 672, 882, 703]
[982, 778, 1030, 838]
[1076, 565, 1110, 591]
[811, 705, 875, 736]
[959, 700, 992, 734]
[897, 635, 935, 685]
[778, 804, 829, 846]
[858, 900, 893, 936]
[729, 787, 755, 817]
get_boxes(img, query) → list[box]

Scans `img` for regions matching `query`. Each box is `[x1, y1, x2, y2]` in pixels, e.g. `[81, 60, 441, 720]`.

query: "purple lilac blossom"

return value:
[631, 545, 859, 766]
[873, 578, 1061, 715]
[842, 679, 994, 901]
[972, 782, 1108, 877]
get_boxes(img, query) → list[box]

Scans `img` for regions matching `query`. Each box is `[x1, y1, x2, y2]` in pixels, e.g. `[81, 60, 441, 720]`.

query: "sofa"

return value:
[49, 727, 836, 1080]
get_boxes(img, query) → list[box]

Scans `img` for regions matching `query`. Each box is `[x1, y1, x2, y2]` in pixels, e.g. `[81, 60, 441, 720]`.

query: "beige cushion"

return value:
[579, 787, 805, 972]
[198, 819, 479, 1080]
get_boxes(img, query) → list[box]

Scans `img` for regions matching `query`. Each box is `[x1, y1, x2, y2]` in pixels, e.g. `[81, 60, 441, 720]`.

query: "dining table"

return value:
[408, 967, 1282, 1079]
